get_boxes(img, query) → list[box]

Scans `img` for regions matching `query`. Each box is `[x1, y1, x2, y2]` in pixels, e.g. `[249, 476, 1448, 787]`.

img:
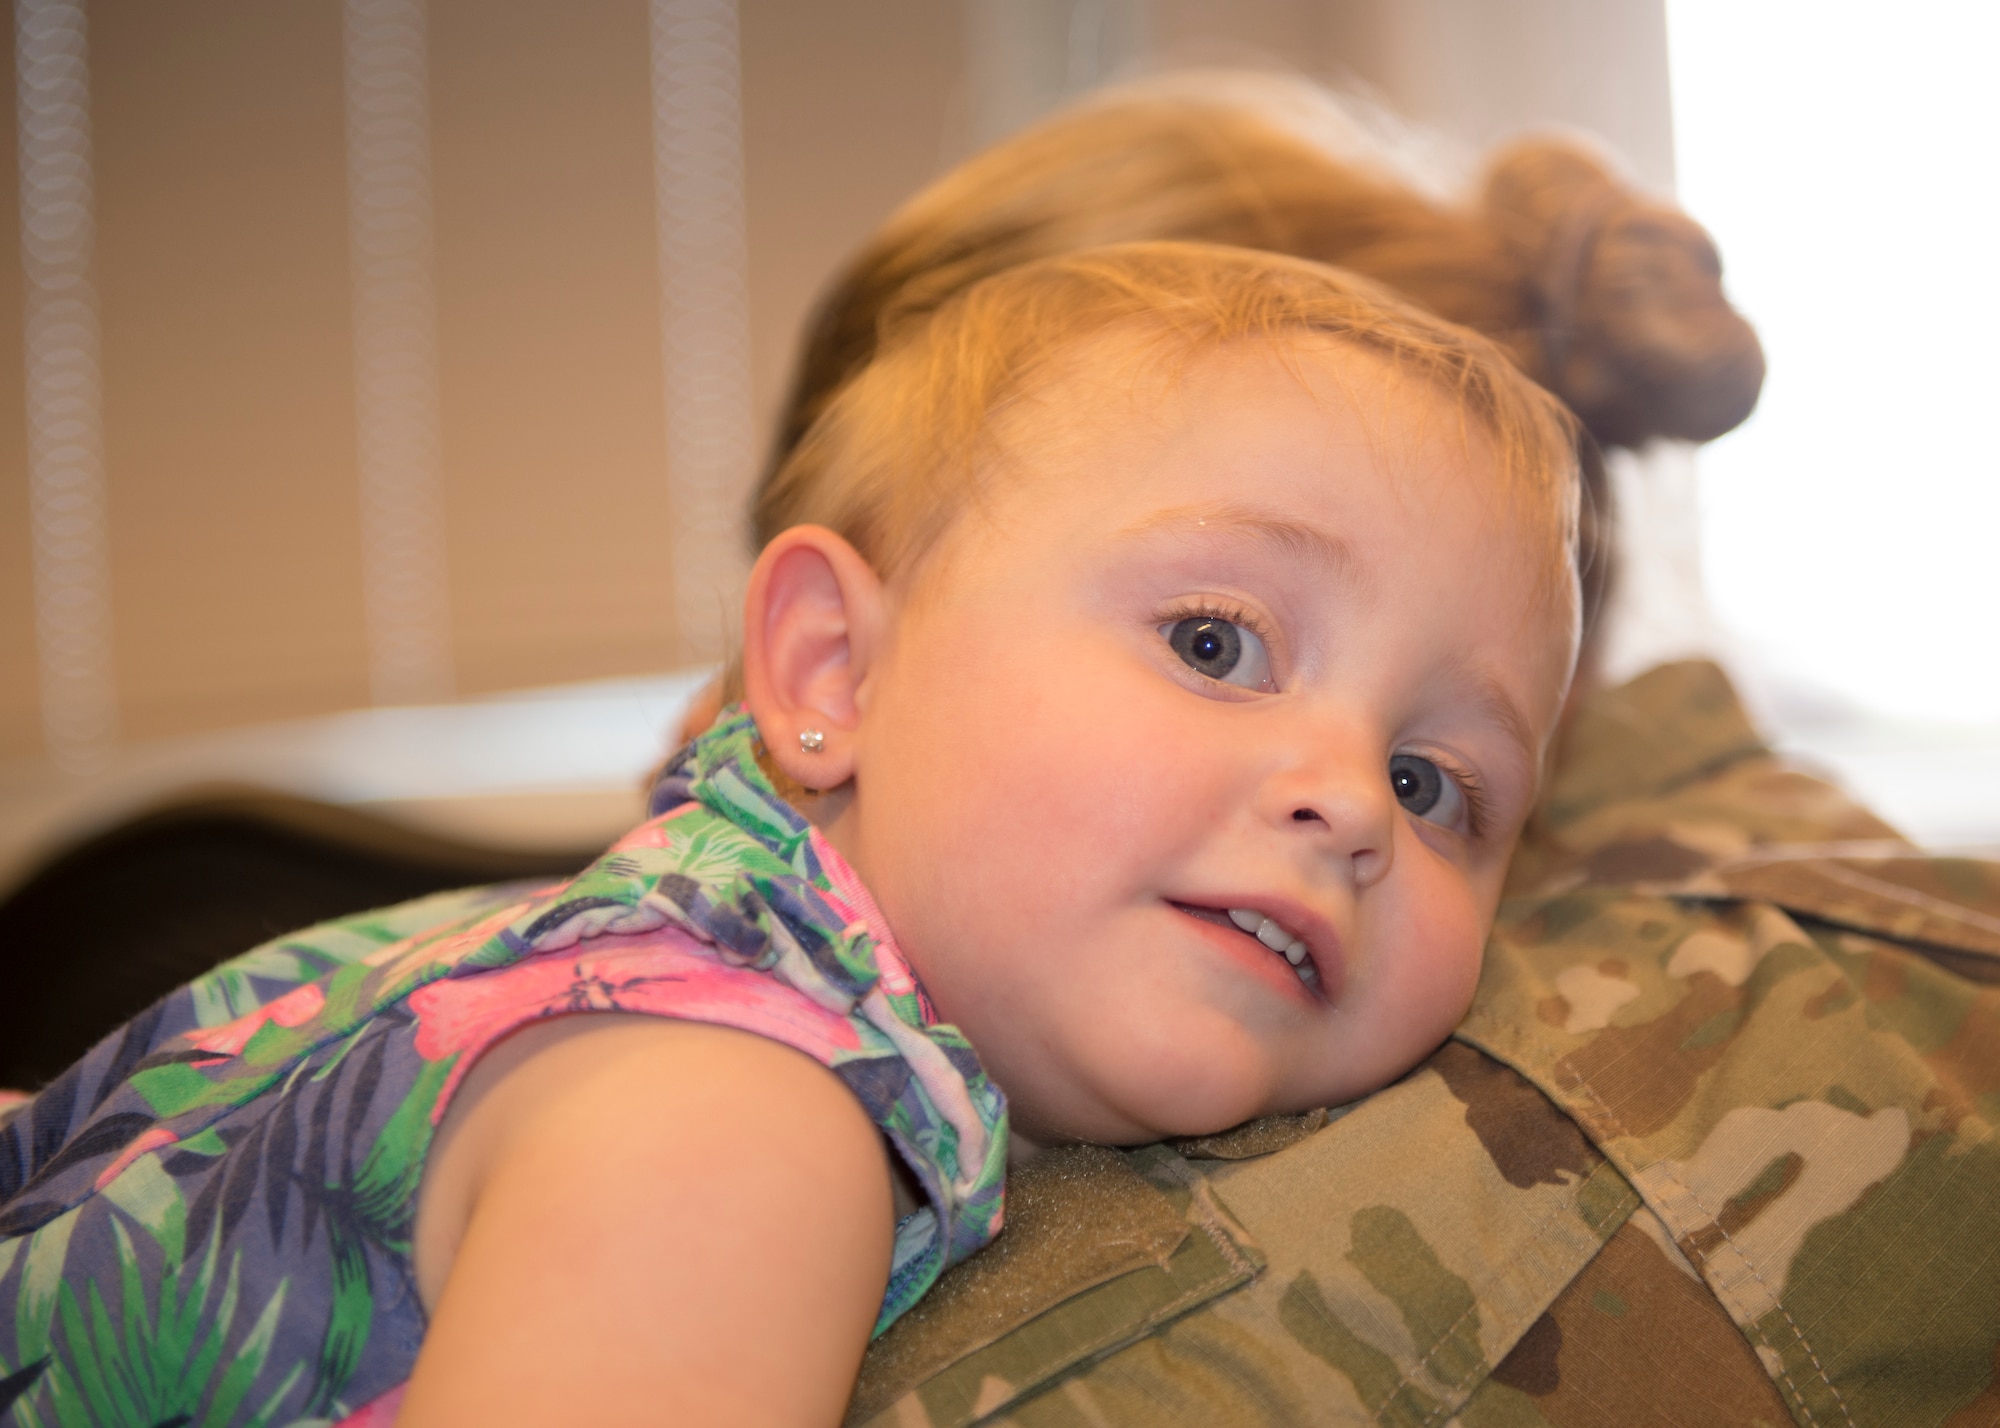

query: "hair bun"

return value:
[1480, 137, 1765, 447]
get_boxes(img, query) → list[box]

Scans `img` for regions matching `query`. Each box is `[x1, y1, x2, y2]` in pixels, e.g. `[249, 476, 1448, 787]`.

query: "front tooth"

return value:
[1228, 908, 1263, 933]
[1297, 962, 1319, 984]
[1284, 939, 1307, 966]
[1255, 919, 1291, 952]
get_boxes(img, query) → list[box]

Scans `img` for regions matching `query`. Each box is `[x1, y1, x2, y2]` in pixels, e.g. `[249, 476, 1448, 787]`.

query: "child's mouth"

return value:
[1171, 902, 1320, 988]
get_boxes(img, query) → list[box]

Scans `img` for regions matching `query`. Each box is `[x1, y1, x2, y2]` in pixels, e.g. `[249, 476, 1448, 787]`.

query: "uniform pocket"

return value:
[849, 1142, 1263, 1427]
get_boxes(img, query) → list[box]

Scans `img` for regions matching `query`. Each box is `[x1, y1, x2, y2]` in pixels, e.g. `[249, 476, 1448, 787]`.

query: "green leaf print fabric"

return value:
[0, 709, 1007, 1425]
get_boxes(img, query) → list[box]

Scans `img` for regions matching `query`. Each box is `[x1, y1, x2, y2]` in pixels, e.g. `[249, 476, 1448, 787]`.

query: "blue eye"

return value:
[1163, 616, 1273, 689]
[1390, 754, 1467, 829]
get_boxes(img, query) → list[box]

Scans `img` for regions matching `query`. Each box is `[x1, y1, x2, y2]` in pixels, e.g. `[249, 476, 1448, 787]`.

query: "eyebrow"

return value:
[1118, 502, 1357, 577]
[1124, 502, 1544, 785]
[1455, 666, 1544, 788]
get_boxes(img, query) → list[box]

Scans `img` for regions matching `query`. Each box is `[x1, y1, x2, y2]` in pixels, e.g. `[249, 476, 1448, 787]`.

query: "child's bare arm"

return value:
[402, 1016, 896, 1426]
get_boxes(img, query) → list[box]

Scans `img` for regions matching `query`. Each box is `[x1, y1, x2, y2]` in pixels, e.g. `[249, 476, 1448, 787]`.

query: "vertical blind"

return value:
[2, 0, 1675, 769]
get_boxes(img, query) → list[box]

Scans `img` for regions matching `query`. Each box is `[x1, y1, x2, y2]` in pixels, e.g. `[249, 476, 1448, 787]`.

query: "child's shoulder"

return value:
[411, 1008, 903, 1307]
[397, 1009, 903, 1423]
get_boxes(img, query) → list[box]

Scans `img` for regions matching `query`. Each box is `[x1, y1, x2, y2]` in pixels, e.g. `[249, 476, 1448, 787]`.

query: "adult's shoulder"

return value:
[849, 1036, 1809, 1426]
[1460, 658, 2000, 1426]
[848, 661, 2000, 1427]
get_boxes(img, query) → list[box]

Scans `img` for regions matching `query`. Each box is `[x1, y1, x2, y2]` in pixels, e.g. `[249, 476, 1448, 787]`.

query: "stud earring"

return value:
[798, 728, 826, 754]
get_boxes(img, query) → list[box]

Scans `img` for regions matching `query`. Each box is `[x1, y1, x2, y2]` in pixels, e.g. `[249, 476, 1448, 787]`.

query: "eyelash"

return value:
[1418, 749, 1495, 840]
[1155, 597, 1279, 672]
[1155, 598, 1496, 838]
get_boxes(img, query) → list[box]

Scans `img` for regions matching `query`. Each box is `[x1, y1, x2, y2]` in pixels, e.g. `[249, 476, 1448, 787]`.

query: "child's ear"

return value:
[740, 525, 885, 790]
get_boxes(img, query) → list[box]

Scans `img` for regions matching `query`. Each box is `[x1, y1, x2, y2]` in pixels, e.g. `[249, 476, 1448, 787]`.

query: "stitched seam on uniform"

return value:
[1655, 1164, 1853, 1428]
[1190, 1203, 1254, 1282]
[958, 1160, 1258, 1427]
[1569, 967, 1865, 1428]
[1412, 1180, 1620, 1427]
[1153, 1160, 1257, 1282]
[1757, 859, 2000, 943]
[1462, 952, 1851, 1427]
[964, 1273, 1253, 1427]
[1377, 1172, 1618, 1428]
[1568, 1068, 1822, 1425]
[1456, 1008, 1840, 1416]
[1580, 1091, 1854, 1428]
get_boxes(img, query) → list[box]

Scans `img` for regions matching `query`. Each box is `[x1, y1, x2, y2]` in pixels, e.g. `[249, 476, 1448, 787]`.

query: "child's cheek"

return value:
[990, 695, 1201, 861]
[1365, 866, 1488, 1036]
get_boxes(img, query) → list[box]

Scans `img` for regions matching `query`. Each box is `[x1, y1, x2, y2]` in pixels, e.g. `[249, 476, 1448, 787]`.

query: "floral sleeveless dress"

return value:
[0, 710, 1008, 1426]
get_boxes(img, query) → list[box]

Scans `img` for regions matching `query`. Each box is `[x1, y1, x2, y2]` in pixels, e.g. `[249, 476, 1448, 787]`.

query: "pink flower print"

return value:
[409, 923, 865, 1120]
[867, 933, 922, 1006]
[93, 1126, 178, 1191]
[184, 982, 326, 1058]
[365, 898, 534, 973]
[269, 981, 327, 1027]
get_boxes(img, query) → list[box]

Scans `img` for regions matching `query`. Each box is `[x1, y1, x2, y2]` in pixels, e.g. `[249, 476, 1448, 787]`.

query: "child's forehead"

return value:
[1014, 328, 1465, 442]
[954, 326, 1579, 660]
[994, 328, 1505, 508]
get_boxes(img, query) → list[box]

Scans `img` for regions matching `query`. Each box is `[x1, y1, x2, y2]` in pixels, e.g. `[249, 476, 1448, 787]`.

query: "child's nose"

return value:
[1267, 739, 1396, 889]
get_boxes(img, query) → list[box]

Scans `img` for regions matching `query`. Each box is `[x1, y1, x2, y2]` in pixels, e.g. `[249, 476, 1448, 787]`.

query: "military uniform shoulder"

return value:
[846, 664, 2000, 1426]
[1465, 661, 2000, 1425]
[1511, 660, 1912, 896]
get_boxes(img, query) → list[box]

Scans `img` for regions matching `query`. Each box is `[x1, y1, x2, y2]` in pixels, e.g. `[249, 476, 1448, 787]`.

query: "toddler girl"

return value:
[0, 241, 1580, 1426]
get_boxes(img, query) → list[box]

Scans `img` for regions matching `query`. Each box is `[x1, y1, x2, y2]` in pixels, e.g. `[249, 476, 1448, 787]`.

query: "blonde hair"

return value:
[772, 77, 1760, 480]
[759, 241, 1579, 608]
[765, 75, 1764, 662]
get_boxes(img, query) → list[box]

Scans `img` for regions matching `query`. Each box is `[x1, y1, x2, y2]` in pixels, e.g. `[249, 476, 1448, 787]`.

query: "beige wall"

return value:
[1, 0, 1671, 766]
[92, 1, 366, 743]
[741, 1, 960, 450]
[429, 0, 675, 698]
[0, 16, 34, 762]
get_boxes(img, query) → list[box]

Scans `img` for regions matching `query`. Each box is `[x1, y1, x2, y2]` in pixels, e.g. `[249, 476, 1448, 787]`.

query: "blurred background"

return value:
[2, 0, 1995, 894]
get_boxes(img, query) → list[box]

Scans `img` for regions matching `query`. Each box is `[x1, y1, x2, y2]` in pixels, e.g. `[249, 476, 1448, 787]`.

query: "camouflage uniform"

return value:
[849, 661, 2000, 1428]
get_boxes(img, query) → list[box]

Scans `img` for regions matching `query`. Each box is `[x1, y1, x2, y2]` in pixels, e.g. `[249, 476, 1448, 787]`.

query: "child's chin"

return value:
[1008, 1029, 1286, 1145]
[1114, 1079, 1278, 1144]
[1018, 1094, 1257, 1149]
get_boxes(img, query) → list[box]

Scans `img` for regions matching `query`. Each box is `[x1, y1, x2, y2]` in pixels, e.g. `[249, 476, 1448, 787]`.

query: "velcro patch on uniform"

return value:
[1168, 1107, 1332, 1160]
[851, 1143, 1258, 1426]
